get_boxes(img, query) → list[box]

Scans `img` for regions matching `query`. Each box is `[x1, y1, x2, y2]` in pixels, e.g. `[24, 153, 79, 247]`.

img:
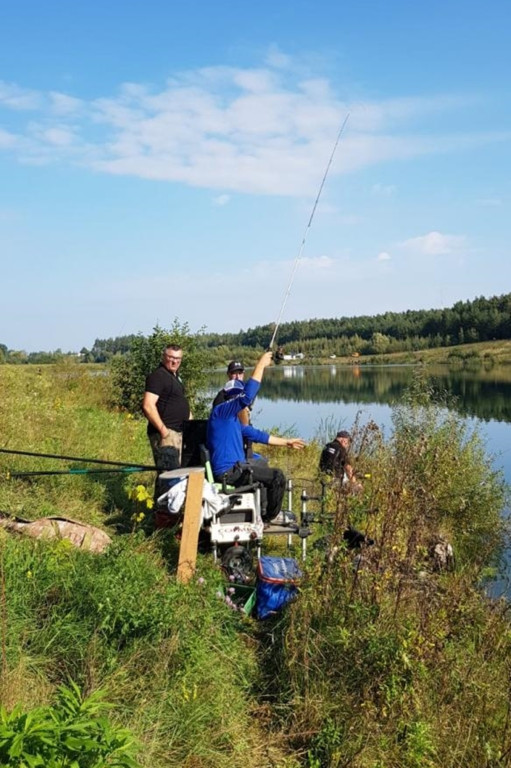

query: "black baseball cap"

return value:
[336, 430, 351, 439]
[227, 361, 244, 374]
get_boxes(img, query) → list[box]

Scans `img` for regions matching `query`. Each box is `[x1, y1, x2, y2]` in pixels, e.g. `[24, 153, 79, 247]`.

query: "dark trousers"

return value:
[219, 460, 286, 522]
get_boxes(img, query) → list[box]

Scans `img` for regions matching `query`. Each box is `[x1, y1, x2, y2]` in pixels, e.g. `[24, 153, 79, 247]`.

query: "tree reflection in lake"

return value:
[205, 363, 511, 483]
[208, 364, 511, 424]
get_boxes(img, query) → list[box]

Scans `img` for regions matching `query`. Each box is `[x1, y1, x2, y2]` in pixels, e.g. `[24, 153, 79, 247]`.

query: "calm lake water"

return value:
[207, 363, 511, 502]
[207, 364, 511, 478]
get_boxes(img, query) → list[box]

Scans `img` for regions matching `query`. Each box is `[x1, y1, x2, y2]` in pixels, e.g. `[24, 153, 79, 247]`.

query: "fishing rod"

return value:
[268, 112, 350, 353]
[0, 447, 157, 471]
[6, 466, 148, 479]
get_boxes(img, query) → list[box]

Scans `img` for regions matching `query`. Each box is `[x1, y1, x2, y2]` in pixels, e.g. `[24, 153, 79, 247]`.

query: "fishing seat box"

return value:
[256, 556, 302, 620]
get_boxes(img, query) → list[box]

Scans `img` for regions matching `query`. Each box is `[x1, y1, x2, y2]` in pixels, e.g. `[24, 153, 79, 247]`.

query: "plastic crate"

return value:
[223, 584, 256, 616]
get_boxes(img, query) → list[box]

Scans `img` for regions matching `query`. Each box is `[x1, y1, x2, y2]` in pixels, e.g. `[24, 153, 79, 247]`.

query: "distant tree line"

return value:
[0, 344, 78, 365]
[0, 336, 136, 365]
[79, 336, 137, 363]
[2, 293, 510, 365]
[196, 293, 511, 358]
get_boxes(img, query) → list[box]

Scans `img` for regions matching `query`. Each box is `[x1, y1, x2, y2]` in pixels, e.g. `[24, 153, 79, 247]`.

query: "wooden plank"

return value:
[176, 468, 205, 584]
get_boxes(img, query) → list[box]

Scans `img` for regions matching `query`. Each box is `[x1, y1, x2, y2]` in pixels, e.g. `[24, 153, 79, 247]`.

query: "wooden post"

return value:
[158, 467, 205, 584]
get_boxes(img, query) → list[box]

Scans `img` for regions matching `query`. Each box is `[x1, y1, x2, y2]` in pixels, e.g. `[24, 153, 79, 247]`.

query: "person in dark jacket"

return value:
[319, 430, 360, 490]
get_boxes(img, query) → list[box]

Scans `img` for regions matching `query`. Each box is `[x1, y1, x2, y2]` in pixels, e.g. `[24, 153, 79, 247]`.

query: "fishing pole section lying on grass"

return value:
[0, 446, 158, 479]
[6, 467, 151, 479]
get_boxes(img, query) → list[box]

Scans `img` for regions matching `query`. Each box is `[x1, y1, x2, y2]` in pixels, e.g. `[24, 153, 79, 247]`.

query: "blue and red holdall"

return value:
[256, 556, 302, 620]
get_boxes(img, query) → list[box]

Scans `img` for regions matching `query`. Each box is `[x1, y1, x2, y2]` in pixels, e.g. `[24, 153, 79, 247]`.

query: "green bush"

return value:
[0, 680, 140, 767]
[261, 383, 510, 768]
[109, 322, 209, 418]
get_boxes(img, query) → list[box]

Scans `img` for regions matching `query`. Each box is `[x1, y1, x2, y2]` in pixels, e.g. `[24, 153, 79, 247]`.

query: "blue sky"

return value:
[1, 0, 510, 352]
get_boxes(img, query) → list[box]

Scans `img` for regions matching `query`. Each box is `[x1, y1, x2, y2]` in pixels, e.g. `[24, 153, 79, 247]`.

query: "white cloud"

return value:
[0, 128, 18, 148]
[264, 47, 293, 70]
[0, 58, 508, 197]
[377, 251, 391, 261]
[213, 194, 231, 206]
[0, 81, 42, 110]
[399, 231, 467, 256]
[40, 126, 77, 147]
[49, 92, 83, 116]
[299, 255, 335, 271]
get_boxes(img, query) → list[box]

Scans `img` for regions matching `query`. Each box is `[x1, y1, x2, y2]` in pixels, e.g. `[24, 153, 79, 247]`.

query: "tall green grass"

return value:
[1, 362, 510, 767]
[261, 377, 510, 768]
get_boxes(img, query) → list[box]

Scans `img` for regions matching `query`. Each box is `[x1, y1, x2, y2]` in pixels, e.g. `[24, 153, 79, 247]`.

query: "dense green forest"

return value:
[2, 292, 510, 364]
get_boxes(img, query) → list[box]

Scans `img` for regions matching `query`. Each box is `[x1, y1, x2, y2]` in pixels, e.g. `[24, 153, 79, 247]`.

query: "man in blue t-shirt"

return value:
[207, 350, 305, 523]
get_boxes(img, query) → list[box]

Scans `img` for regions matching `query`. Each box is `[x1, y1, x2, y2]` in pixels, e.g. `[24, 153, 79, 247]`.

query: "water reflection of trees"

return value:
[207, 366, 511, 424]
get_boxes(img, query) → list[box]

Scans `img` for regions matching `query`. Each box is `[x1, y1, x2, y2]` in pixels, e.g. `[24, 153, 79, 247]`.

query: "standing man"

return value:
[142, 345, 190, 470]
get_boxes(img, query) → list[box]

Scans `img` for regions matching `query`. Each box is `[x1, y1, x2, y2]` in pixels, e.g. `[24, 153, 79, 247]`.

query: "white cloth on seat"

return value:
[157, 478, 231, 523]
[201, 481, 231, 522]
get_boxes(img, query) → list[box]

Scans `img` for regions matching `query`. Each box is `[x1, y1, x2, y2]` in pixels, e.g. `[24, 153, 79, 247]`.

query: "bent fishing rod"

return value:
[268, 112, 350, 353]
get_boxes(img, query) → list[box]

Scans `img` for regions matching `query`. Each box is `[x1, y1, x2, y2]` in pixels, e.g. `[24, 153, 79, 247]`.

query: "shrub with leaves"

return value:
[0, 680, 140, 767]
[109, 321, 209, 418]
[262, 381, 511, 768]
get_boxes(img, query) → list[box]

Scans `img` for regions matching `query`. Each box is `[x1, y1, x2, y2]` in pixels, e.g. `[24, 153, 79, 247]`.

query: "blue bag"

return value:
[256, 556, 302, 620]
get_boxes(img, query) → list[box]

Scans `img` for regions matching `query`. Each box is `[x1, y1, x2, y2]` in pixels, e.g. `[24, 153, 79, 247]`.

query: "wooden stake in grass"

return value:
[159, 467, 205, 584]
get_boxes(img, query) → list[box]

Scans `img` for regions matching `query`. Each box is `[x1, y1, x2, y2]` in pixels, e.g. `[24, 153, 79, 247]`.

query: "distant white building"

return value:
[282, 352, 304, 361]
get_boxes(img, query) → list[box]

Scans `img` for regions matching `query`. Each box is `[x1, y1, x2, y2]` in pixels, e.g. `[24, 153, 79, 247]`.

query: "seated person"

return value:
[207, 351, 305, 523]
[212, 360, 254, 457]
[319, 430, 362, 491]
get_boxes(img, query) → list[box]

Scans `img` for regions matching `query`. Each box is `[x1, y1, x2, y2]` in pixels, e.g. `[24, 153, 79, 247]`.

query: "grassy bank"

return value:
[314, 339, 511, 367]
[1, 362, 510, 767]
[197, 338, 511, 372]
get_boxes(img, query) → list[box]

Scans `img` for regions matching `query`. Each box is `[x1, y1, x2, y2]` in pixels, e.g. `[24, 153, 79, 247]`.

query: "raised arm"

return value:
[250, 350, 273, 383]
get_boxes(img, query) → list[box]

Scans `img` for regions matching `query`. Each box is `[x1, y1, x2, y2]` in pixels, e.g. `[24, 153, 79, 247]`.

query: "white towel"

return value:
[157, 478, 231, 523]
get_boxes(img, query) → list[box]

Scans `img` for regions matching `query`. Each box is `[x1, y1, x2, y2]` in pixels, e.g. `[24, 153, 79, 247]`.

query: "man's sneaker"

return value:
[268, 510, 297, 527]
